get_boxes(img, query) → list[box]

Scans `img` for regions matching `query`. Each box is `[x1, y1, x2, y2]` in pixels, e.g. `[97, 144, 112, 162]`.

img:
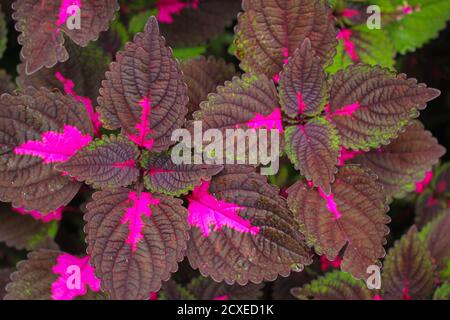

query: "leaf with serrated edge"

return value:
[0, 268, 13, 299]
[0, 203, 58, 251]
[12, 0, 119, 74]
[0, 87, 93, 212]
[278, 38, 328, 118]
[352, 121, 446, 199]
[181, 56, 237, 119]
[85, 188, 189, 299]
[98, 16, 188, 152]
[382, 226, 434, 300]
[160, 0, 241, 47]
[56, 135, 139, 189]
[328, 64, 440, 150]
[235, 0, 337, 79]
[285, 117, 340, 195]
[287, 165, 390, 279]
[292, 270, 373, 300]
[143, 152, 223, 196]
[187, 165, 312, 285]
[425, 210, 450, 275]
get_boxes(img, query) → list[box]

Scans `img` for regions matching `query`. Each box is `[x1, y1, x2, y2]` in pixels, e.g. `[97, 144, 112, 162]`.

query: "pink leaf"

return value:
[245, 108, 284, 132]
[14, 125, 92, 163]
[127, 97, 155, 150]
[55, 72, 102, 136]
[337, 29, 358, 63]
[320, 255, 342, 272]
[187, 180, 260, 237]
[121, 191, 161, 252]
[51, 253, 101, 300]
[13, 206, 65, 223]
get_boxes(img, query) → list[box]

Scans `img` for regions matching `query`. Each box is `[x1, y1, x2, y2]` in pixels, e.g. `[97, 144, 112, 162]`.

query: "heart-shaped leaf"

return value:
[12, 0, 119, 74]
[85, 188, 189, 299]
[4, 250, 103, 300]
[235, 0, 337, 79]
[287, 165, 390, 279]
[56, 135, 140, 189]
[285, 117, 340, 195]
[187, 165, 312, 285]
[278, 38, 328, 118]
[291, 270, 374, 300]
[382, 226, 434, 300]
[0, 87, 93, 212]
[98, 16, 188, 152]
[160, 0, 241, 47]
[181, 56, 237, 119]
[328, 64, 440, 150]
[352, 121, 446, 199]
[142, 152, 223, 196]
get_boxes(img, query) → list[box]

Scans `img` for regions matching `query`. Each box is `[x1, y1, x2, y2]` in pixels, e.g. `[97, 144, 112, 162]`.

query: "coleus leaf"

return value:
[382, 226, 434, 300]
[278, 38, 328, 118]
[424, 210, 450, 277]
[434, 283, 450, 300]
[0, 87, 93, 212]
[4, 250, 104, 300]
[55, 135, 140, 189]
[287, 165, 390, 279]
[85, 188, 189, 299]
[284, 117, 340, 195]
[235, 0, 337, 80]
[291, 270, 374, 300]
[142, 152, 223, 196]
[0, 203, 58, 251]
[328, 64, 440, 150]
[351, 121, 446, 199]
[159, 0, 241, 47]
[327, 26, 396, 74]
[12, 0, 119, 74]
[0, 268, 13, 299]
[98, 16, 188, 152]
[187, 165, 312, 285]
[181, 56, 237, 119]
[0, 5, 7, 60]
[0, 69, 15, 94]
[372, 0, 450, 54]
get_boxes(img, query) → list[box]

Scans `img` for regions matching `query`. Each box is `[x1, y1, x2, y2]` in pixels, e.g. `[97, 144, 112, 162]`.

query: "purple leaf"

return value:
[13, 206, 65, 223]
[327, 64, 441, 150]
[287, 165, 390, 280]
[187, 166, 312, 285]
[235, 0, 337, 80]
[12, 0, 119, 74]
[181, 56, 237, 119]
[0, 268, 13, 299]
[85, 188, 189, 299]
[284, 117, 340, 195]
[56, 135, 140, 189]
[278, 38, 328, 118]
[351, 121, 446, 199]
[143, 152, 223, 196]
[425, 210, 450, 276]
[0, 87, 93, 212]
[382, 227, 434, 300]
[0, 69, 14, 94]
[98, 16, 188, 152]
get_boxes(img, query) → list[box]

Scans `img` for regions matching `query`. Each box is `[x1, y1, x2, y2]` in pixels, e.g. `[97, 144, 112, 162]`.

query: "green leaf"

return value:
[172, 46, 206, 60]
[433, 283, 450, 300]
[128, 10, 156, 35]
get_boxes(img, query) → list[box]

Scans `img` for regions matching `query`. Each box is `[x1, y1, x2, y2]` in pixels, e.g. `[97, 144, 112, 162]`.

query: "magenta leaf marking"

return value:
[51, 253, 101, 300]
[113, 159, 136, 170]
[55, 72, 102, 136]
[327, 102, 361, 118]
[149, 292, 159, 300]
[187, 180, 260, 237]
[318, 188, 342, 220]
[121, 191, 160, 252]
[342, 8, 359, 18]
[320, 255, 342, 272]
[213, 295, 229, 300]
[128, 97, 155, 150]
[273, 47, 289, 84]
[373, 294, 383, 300]
[157, 0, 200, 24]
[402, 287, 411, 300]
[337, 29, 358, 63]
[245, 108, 284, 132]
[56, 0, 81, 26]
[13, 206, 65, 223]
[337, 147, 364, 166]
[415, 171, 433, 193]
[297, 92, 307, 115]
[14, 125, 92, 164]
[148, 168, 176, 176]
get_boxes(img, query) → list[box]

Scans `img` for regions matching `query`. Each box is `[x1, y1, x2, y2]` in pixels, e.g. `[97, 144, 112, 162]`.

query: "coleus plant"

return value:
[0, 0, 448, 301]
